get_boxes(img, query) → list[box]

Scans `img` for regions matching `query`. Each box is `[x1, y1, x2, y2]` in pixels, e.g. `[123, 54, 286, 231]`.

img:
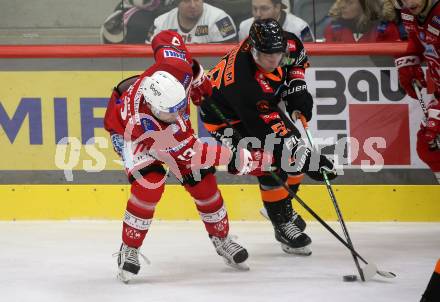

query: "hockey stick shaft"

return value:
[412, 81, 440, 148]
[296, 114, 365, 281]
[413, 80, 429, 116]
[206, 101, 372, 265]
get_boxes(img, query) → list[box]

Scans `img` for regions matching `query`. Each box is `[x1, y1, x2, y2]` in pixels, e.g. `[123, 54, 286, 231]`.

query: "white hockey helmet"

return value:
[140, 70, 187, 123]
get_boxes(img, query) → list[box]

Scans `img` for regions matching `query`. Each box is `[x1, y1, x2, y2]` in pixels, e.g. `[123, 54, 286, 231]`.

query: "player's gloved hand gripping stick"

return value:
[412, 81, 440, 149]
[283, 108, 396, 280]
[296, 113, 368, 282]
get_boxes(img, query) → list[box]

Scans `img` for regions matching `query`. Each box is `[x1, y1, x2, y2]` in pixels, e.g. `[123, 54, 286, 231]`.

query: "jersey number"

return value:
[208, 46, 238, 89]
[271, 122, 289, 137]
[176, 148, 196, 162]
[208, 59, 227, 90]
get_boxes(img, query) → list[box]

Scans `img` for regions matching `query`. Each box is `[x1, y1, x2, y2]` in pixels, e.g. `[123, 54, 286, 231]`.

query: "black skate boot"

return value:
[114, 243, 148, 283]
[259, 199, 306, 231]
[264, 201, 312, 256]
[283, 198, 306, 232]
[210, 235, 249, 270]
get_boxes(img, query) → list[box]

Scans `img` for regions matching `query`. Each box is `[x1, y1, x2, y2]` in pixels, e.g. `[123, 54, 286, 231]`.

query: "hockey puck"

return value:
[343, 275, 358, 282]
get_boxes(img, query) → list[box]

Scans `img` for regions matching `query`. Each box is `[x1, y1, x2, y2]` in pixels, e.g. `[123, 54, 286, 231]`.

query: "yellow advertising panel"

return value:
[0, 71, 199, 171]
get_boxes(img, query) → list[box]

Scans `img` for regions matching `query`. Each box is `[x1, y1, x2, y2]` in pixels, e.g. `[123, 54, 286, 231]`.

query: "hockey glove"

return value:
[423, 105, 440, 150]
[290, 144, 337, 181]
[110, 133, 124, 158]
[395, 55, 426, 99]
[190, 59, 212, 106]
[279, 79, 313, 122]
[228, 148, 273, 176]
[306, 154, 337, 181]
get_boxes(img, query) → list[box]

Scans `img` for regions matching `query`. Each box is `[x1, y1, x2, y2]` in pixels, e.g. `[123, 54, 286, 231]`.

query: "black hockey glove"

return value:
[289, 144, 337, 182]
[279, 79, 313, 122]
[306, 154, 337, 181]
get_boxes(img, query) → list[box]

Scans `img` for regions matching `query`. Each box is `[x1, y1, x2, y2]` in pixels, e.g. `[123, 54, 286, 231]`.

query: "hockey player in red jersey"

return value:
[104, 31, 255, 282]
[200, 19, 337, 256]
[394, 0, 440, 182]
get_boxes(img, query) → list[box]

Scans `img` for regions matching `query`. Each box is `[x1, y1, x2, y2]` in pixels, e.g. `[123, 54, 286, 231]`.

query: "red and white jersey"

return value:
[150, 3, 237, 43]
[105, 30, 194, 136]
[104, 61, 228, 176]
[401, 1, 440, 93]
[104, 62, 197, 164]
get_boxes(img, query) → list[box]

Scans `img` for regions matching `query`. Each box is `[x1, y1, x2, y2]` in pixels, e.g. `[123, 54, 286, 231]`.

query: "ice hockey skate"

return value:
[260, 205, 306, 231]
[114, 243, 149, 283]
[210, 235, 249, 271]
[273, 221, 312, 255]
[264, 201, 312, 256]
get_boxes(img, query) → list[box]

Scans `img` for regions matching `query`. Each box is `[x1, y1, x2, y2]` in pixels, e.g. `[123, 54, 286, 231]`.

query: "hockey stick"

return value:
[206, 101, 396, 280]
[412, 81, 440, 149]
[279, 108, 396, 280]
[296, 113, 365, 281]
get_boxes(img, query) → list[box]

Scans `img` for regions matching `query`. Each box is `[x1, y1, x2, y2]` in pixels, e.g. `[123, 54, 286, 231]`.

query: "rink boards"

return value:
[1, 62, 439, 221]
[1, 184, 439, 221]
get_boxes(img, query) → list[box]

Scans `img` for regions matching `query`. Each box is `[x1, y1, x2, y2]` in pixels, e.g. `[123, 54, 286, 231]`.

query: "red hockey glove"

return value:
[190, 59, 212, 106]
[228, 148, 274, 176]
[423, 105, 440, 150]
[395, 55, 426, 99]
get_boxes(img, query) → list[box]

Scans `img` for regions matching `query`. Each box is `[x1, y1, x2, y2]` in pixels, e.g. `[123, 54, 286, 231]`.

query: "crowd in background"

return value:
[100, 0, 407, 44]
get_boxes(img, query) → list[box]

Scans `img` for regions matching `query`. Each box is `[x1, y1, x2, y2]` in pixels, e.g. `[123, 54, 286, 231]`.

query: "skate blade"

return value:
[281, 243, 312, 256]
[223, 258, 250, 271]
[117, 269, 135, 284]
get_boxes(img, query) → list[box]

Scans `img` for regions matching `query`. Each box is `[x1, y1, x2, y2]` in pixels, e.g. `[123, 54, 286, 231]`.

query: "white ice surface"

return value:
[1, 221, 439, 302]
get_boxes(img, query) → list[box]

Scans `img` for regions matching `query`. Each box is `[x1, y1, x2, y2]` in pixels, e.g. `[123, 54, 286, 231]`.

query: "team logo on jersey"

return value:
[163, 49, 187, 62]
[195, 25, 209, 36]
[215, 17, 235, 38]
[419, 31, 425, 41]
[256, 100, 271, 113]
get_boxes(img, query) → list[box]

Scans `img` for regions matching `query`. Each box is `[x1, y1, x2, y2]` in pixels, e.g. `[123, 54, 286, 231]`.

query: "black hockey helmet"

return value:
[249, 18, 287, 54]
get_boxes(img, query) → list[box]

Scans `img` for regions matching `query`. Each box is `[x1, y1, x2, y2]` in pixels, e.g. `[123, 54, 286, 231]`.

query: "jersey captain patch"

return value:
[215, 17, 235, 38]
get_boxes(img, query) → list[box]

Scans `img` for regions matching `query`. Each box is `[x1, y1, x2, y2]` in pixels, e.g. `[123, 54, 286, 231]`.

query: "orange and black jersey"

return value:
[200, 31, 308, 142]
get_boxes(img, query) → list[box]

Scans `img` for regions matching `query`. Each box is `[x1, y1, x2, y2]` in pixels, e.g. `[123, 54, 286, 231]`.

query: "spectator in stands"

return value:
[239, 0, 314, 42]
[206, 0, 252, 31]
[323, 0, 402, 42]
[101, 0, 177, 44]
[147, 0, 237, 43]
[289, 0, 334, 41]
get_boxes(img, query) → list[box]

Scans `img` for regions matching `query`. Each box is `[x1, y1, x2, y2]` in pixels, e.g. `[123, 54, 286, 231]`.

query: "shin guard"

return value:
[122, 172, 165, 247]
[184, 173, 229, 238]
